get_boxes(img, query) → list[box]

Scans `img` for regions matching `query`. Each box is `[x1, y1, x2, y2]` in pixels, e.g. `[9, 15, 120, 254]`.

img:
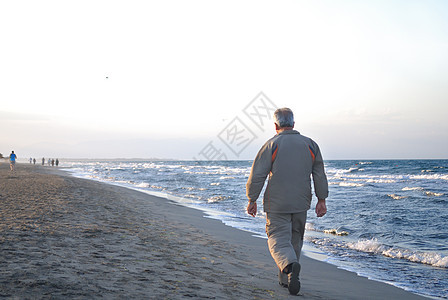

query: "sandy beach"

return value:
[0, 163, 426, 299]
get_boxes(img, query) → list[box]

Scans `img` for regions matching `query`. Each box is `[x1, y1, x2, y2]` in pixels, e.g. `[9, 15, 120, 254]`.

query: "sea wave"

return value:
[135, 182, 150, 188]
[219, 176, 236, 180]
[402, 187, 424, 191]
[400, 187, 444, 197]
[387, 194, 407, 200]
[326, 168, 353, 176]
[305, 223, 350, 236]
[309, 237, 448, 269]
[323, 228, 349, 236]
[150, 185, 164, 189]
[328, 171, 448, 183]
[347, 239, 448, 268]
[328, 173, 400, 183]
[338, 182, 364, 187]
[410, 174, 448, 181]
[305, 222, 315, 231]
[425, 191, 444, 197]
[207, 196, 229, 203]
[367, 179, 397, 183]
[330, 167, 361, 174]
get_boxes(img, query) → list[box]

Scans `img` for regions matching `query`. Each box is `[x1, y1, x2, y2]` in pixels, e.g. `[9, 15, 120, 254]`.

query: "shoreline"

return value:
[0, 163, 427, 299]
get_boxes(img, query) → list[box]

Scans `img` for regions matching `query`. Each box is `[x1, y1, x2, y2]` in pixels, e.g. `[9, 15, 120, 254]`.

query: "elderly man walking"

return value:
[246, 108, 329, 296]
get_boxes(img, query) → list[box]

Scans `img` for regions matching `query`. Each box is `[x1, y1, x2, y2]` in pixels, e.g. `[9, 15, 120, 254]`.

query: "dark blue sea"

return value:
[63, 159, 448, 299]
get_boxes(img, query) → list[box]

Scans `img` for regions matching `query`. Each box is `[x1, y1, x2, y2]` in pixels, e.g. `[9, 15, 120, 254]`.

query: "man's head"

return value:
[273, 108, 294, 131]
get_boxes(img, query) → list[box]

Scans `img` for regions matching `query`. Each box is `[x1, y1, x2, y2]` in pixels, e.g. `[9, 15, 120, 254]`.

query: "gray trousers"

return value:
[266, 211, 307, 283]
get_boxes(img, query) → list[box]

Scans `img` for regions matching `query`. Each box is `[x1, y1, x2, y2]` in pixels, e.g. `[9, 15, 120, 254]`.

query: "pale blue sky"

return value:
[1, 0, 447, 160]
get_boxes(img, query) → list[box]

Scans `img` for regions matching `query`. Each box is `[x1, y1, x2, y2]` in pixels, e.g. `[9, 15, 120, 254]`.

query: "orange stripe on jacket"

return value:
[272, 145, 278, 162]
[308, 146, 316, 162]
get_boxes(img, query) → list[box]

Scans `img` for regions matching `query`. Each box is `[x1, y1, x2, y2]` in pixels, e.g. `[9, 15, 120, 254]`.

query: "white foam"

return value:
[150, 185, 163, 189]
[402, 187, 424, 191]
[410, 174, 448, 181]
[328, 173, 400, 184]
[366, 179, 396, 183]
[425, 191, 444, 197]
[323, 228, 349, 236]
[305, 222, 315, 231]
[347, 239, 448, 268]
[181, 187, 195, 191]
[348, 238, 385, 253]
[135, 182, 150, 188]
[207, 196, 228, 203]
[339, 182, 364, 187]
[383, 248, 448, 268]
[387, 194, 407, 200]
[328, 170, 448, 183]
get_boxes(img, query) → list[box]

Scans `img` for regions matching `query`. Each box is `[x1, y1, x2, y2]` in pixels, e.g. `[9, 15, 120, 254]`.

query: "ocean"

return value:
[61, 159, 448, 299]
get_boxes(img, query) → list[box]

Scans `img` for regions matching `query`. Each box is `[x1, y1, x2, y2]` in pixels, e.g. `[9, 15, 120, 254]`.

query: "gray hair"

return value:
[273, 108, 294, 128]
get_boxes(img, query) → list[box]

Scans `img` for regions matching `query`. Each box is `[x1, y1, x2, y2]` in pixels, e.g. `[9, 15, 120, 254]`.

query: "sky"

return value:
[1, 0, 447, 160]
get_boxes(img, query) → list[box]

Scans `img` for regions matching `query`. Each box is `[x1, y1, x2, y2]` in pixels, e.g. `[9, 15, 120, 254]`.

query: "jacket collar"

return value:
[277, 129, 300, 136]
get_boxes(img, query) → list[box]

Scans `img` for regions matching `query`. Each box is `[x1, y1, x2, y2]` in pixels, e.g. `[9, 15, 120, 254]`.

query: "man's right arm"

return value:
[246, 142, 273, 203]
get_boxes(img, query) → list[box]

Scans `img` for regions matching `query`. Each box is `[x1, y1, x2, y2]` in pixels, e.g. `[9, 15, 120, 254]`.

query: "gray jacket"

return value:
[246, 130, 328, 213]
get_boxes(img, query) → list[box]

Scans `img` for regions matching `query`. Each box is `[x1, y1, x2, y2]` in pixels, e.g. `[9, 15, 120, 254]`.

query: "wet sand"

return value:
[0, 163, 426, 299]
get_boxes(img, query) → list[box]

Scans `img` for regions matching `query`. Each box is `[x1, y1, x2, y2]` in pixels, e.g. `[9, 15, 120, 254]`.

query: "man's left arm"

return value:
[315, 199, 327, 217]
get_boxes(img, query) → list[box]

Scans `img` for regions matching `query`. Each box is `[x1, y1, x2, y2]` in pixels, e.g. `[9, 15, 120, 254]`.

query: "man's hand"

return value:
[247, 202, 257, 217]
[315, 199, 327, 217]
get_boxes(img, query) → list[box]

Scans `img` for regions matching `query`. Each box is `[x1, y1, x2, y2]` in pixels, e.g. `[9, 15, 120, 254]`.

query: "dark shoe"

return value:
[288, 262, 301, 295]
[279, 282, 288, 288]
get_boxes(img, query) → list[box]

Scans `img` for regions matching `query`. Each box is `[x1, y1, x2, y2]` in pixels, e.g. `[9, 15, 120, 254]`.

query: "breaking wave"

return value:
[387, 194, 407, 200]
[207, 195, 229, 203]
[347, 239, 448, 268]
[402, 187, 424, 191]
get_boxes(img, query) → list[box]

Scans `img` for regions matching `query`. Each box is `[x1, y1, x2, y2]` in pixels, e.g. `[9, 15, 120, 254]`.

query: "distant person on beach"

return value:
[55, 159, 59, 166]
[33, 158, 36, 165]
[246, 108, 329, 296]
[42, 157, 45, 165]
[9, 151, 17, 172]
